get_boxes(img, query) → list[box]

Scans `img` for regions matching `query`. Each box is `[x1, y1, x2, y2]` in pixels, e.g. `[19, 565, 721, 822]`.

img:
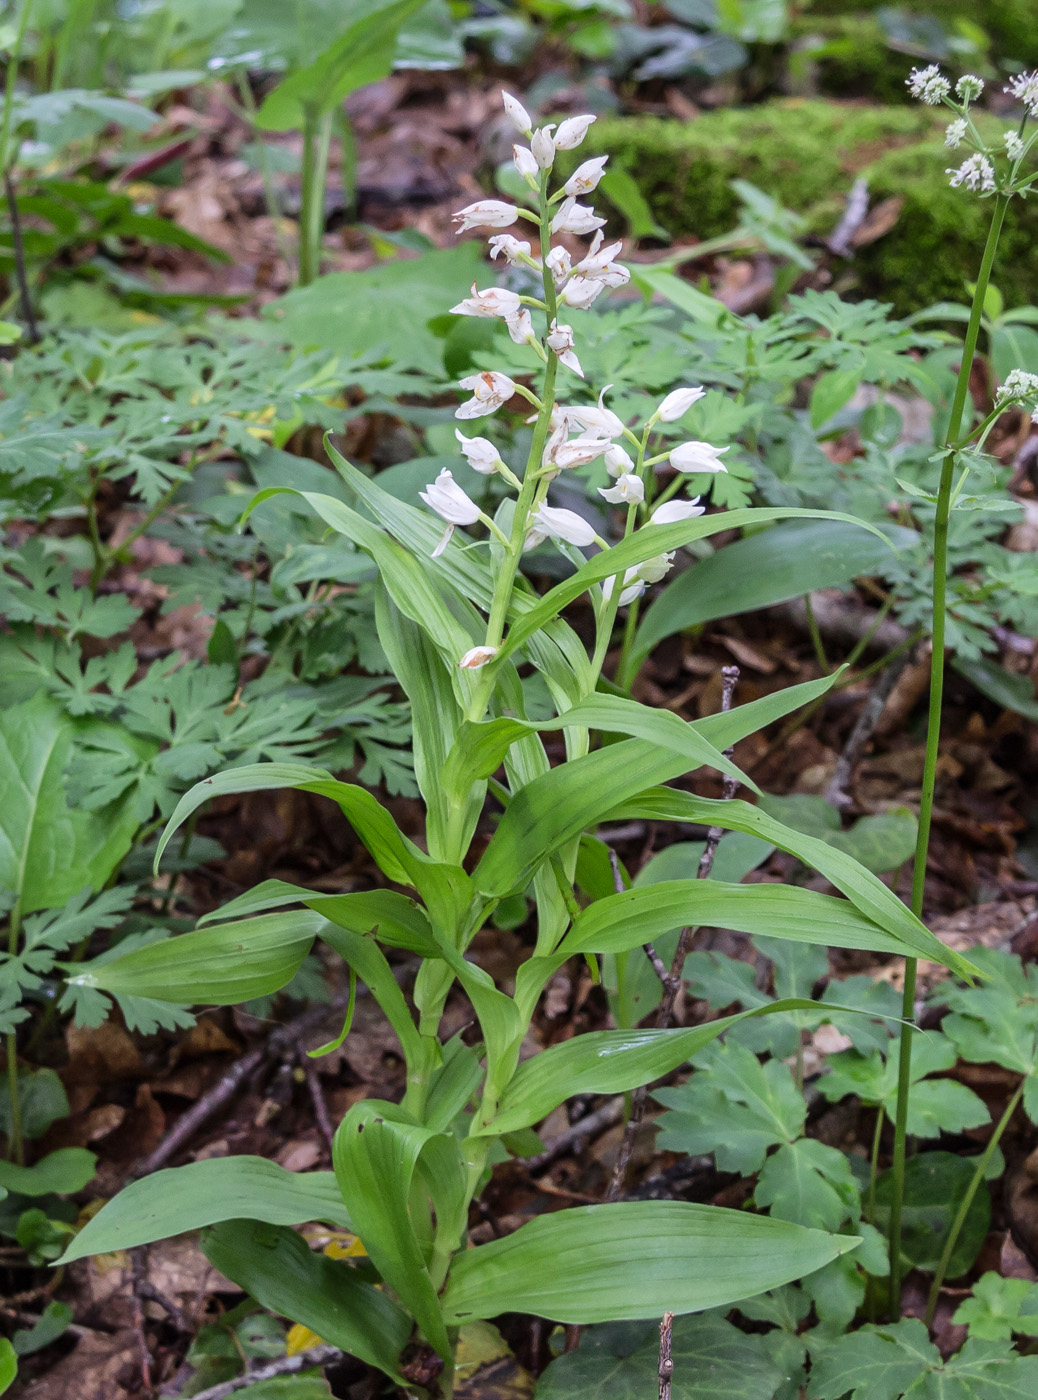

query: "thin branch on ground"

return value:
[519, 1097, 625, 1171]
[161, 1345, 343, 1400]
[825, 651, 912, 810]
[658, 1312, 675, 1400]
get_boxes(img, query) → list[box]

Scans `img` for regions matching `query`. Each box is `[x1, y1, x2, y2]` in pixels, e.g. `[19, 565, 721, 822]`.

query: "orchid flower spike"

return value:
[453, 200, 519, 232]
[669, 441, 729, 474]
[456, 371, 516, 420]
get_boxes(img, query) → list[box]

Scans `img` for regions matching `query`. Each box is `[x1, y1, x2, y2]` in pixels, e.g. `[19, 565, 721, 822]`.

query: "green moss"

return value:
[562, 100, 1038, 314]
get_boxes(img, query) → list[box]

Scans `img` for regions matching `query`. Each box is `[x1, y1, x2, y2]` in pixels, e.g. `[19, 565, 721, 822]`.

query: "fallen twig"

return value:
[825, 651, 912, 810]
[658, 1312, 675, 1400]
[519, 1097, 625, 1171]
[161, 1344, 342, 1399]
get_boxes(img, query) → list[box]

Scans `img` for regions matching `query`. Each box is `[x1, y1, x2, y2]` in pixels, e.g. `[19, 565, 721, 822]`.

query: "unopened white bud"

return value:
[531, 127, 556, 170]
[502, 92, 532, 136]
[455, 429, 503, 475]
[513, 145, 538, 187]
[531, 502, 597, 547]
[553, 114, 596, 150]
[564, 156, 608, 197]
[459, 645, 499, 669]
[669, 441, 729, 474]
[651, 498, 705, 524]
[656, 386, 706, 422]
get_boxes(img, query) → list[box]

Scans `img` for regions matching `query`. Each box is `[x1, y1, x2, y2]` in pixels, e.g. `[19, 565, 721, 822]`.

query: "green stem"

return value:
[0, 0, 33, 178]
[887, 191, 1009, 1319]
[298, 105, 332, 286]
[614, 594, 643, 692]
[234, 71, 294, 272]
[923, 1080, 1024, 1327]
[5, 900, 23, 1166]
[867, 1104, 883, 1227]
[804, 593, 830, 671]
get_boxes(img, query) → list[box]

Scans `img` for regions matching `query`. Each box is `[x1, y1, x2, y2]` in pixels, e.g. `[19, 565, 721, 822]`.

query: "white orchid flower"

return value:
[553, 114, 596, 149]
[456, 371, 516, 419]
[453, 200, 518, 232]
[656, 386, 706, 422]
[636, 551, 676, 584]
[505, 307, 536, 345]
[574, 233, 628, 283]
[455, 429, 503, 475]
[513, 144, 539, 186]
[549, 436, 612, 471]
[459, 645, 499, 669]
[602, 572, 645, 607]
[488, 234, 532, 264]
[559, 276, 608, 309]
[545, 246, 573, 288]
[531, 126, 556, 169]
[531, 502, 598, 547]
[604, 442, 634, 478]
[669, 441, 729, 474]
[564, 156, 609, 197]
[599, 472, 644, 505]
[420, 469, 483, 555]
[450, 283, 522, 319]
[502, 92, 532, 136]
[552, 197, 606, 235]
[546, 320, 583, 377]
[651, 497, 706, 524]
[564, 386, 625, 439]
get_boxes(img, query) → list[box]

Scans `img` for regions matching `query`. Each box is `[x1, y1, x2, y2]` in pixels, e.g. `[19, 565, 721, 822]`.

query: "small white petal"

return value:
[532, 502, 597, 547]
[656, 386, 706, 422]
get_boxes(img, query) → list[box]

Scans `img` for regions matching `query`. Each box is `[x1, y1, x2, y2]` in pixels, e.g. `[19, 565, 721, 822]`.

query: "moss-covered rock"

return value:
[562, 100, 1038, 313]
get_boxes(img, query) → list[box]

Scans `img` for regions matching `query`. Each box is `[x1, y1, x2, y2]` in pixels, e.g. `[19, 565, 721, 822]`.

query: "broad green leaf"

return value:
[559, 881, 918, 960]
[952, 1272, 1038, 1341]
[333, 1101, 465, 1357]
[600, 792, 977, 980]
[0, 1148, 96, 1197]
[810, 367, 862, 428]
[692, 670, 841, 750]
[442, 1201, 858, 1324]
[317, 923, 426, 1072]
[66, 910, 322, 1006]
[536, 1315, 785, 1400]
[754, 1139, 859, 1232]
[481, 1000, 825, 1136]
[953, 654, 1038, 722]
[11, 1300, 73, 1357]
[820, 1035, 989, 1138]
[807, 1320, 1038, 1400]
[873, 1151, 989, 1279]
[635, 520, 915, 660]
[939, 950, 1038, 1120]
[256, 0, 427, 128]
[655, 1040, 804, 1174]
[202, 1220, 410, 1382]
[495, 508, 895, 669]
[59, 1159, 353, 1263]
[0, 695, 135, 913]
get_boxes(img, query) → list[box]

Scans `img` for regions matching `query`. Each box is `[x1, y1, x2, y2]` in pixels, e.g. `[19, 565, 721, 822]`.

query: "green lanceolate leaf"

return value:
[0, 1340, 14, 1395]
[65, 910, 322, 1006]
[602, 792, 977, 980]
[60, 1159, 353, 1263]
[693, 670, 841, 751]
[442, 1201, 858, 1325]
[558, 881, 916, 960]
[634, 520, 916, 661]
[316, 923, 426, 1072]
[480, 1001, 827, 1136]
[202, 1219, 411, 1383]
[333, 1102, 465, 1359]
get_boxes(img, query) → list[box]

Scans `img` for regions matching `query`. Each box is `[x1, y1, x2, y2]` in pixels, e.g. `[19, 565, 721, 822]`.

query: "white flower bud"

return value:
[564, 156, 608, 197]
[604, 443, 634, 478]
[598, 472, 644, 505]
[459, 645, 499, 669]
[455, 428, 503, 475]
[553, 114, 596, 150]
[602, 571, 645, 607]
[502, 92, 532, 136]
[488, 234, 532, 264]
[449, 283, 522, 319]
[453, 200, 519, 232]
[669, 441, 729, 474]
[1004, 130, 1025, 161]
[513, 144, 539, 187]
[956, 75, 984, 102]
[531, 502, 597, 547]
[552, 197, 606, 235]
[635, 551, 676, 584]
[651, 498, 705, 525]
[531, 126, 556, 170]
[456, 371, 516, 420]
[906, 64, 950, 105]
[656, 386, 706, 422]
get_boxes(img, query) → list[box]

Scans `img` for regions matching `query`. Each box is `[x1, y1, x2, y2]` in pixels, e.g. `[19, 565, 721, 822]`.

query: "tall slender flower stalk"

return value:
[888, 65, 1038, 1317]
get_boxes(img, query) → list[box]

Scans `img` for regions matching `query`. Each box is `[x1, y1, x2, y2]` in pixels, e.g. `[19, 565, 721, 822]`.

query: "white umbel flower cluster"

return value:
[906, 65, 950, 105]
[907, 63, 1038, 199]
[946, 154, 996, 192]
[1005, 72, 1038, 119]
[996, 368, 1038, 421]
[426, 91, 730, 667]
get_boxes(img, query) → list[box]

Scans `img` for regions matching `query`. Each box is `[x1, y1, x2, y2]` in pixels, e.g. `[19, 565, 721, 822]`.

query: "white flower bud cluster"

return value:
[996, 368, 1038, 422]
[906, 65, 951, 105]
[427, 91, 733, 667]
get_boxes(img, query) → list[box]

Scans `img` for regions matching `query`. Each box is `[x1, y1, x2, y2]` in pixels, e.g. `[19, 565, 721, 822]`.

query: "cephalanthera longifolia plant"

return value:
[886, 62, 1038, 1318]
[58, 93, 977, 1388]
